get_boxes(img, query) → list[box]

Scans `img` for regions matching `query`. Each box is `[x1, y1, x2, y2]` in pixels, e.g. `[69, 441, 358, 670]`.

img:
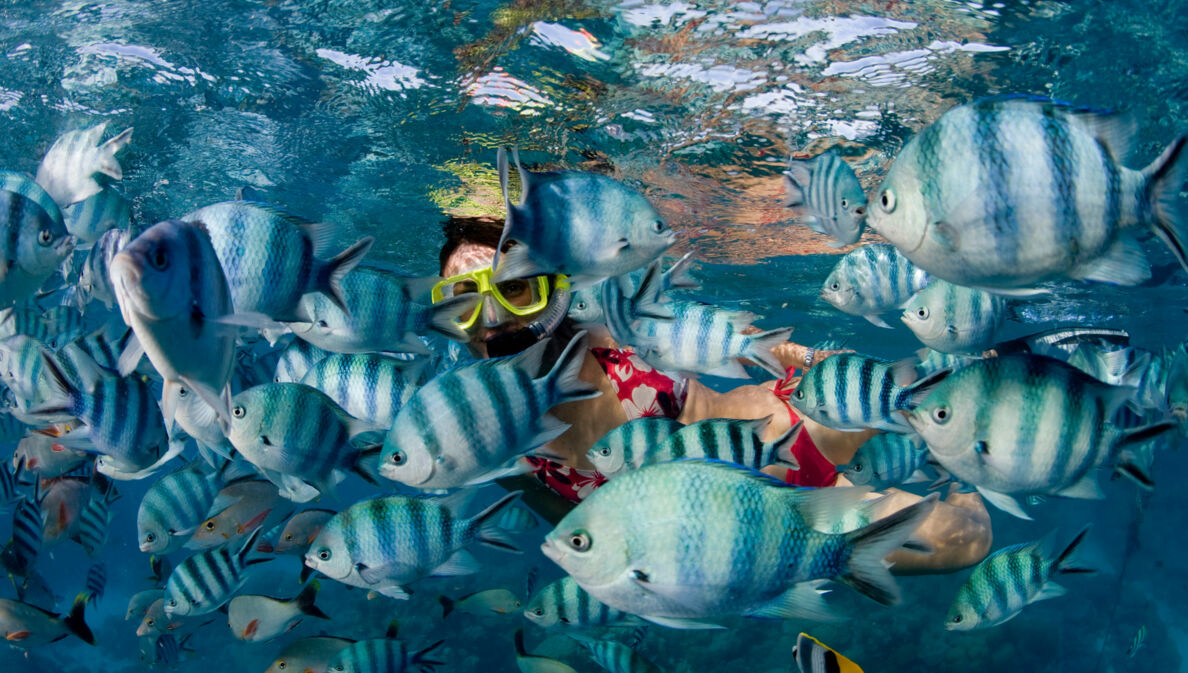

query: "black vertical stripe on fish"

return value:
[1041, 106, 1080, 261]
[857, 358, 875, 424]
[1101, 141, 1122, 231]
[974, 99, 1018, 267]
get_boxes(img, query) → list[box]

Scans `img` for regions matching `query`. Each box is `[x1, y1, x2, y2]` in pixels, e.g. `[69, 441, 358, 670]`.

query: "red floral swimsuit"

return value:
[523, 348, 837, 503]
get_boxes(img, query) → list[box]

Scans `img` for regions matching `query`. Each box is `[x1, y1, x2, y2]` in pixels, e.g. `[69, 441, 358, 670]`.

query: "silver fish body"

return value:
[901, 279, 1007, 354]
[0, 175, 74, 309]
[163, 527, 262, 617]
[524, 575, 640, 629]
[62, 186, 131, 246]
[586, 417, 683, 479]
[789, 353, 943, 432]
[842, 433, 930, 489]
[820, 244, 930, 328]
[300, 353, 419, 428]
[784, 148, 868, 247]
[632, 301, 794, 379]
[35, 122, 132, 207]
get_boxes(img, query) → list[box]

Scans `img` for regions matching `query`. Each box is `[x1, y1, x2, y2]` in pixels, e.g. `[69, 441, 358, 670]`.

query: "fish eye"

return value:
[951, 614, 963, 623]
[568, 530, 591, 551]
[316, 320, 328, 328]
[532, 608, 543, 616]
[317, 548, 331, 561]
[840, 198, 848, 208]
[145, 532, 156, 542]
[37, 228, 53, 245]
[597, 447, 611, 457]
[203, 519, 216, 531]
[854, 206, 866, 216]
[793, 389, 804, 400]
[390, 450, 405, 465]
[284, 533, 293, 541]
[851, 463, 863, 472]
[146, 618, 155, 626]
[916, 306, 929, 319]
[830, 282, 839, 291]
[167, 599, 176, 607]
[276, 663, 286, 670]
[651, 219, 665, 233]
[178, 388, 188, 397]
[232, 405, 245, 418]
[880, 189, 896, 213]
[932, 406, 950, 424]
[150, 247, 169, 270]
[575, 301, 587, 310]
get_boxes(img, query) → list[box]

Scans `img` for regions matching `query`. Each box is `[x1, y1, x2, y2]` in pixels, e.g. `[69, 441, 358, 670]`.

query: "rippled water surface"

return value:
[2, 0, 1188, 671]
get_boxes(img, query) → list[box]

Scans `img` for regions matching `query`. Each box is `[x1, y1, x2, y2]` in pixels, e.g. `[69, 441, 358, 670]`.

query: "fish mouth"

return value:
[902, 410, 923, 433]
[540, 539, 564, 565]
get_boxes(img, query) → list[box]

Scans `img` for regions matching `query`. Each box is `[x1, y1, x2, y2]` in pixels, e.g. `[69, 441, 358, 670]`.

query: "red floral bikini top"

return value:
[523, 348, 837, 503]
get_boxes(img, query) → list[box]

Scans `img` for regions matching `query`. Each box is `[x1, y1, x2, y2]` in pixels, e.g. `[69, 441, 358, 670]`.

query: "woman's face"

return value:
[442, 242, 542, 359]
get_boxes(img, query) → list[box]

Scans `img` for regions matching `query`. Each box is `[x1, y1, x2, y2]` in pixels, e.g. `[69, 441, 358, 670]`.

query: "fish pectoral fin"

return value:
[355, 561, 413, 586]
[1069, 235, 1151, 286]
[639, 615, 726, 630]
[864, 314, 894, 329]
[491, 245, 546, 283]
[744, 580, 838, 622]
[430, 550, 480, 577]
[975, 487, 1033, 520]
[1034, 582, 1067, 603]
[1054, 474, 1105, 500]
[117, 333, 145, 377]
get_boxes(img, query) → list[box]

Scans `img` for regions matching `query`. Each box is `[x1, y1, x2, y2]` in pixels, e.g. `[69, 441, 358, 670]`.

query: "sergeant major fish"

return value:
[0, 173, 73, 309]
[841, 433, 932, 490]
[163, 527, 266, 617]
[820, 244, 930, 328]
[265, 636, 356, 673]
[789, 353, 947, 432]
[784, 148, 868, 248]
[35, 122, 132, 207]
[524, 575, 641, 630]
[568, 633, 662, 673]
[901, 279, 1007, 355]
[300, 353, 420, 429]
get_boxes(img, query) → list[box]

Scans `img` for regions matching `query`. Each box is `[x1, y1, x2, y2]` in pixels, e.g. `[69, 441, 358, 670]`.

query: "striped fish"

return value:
[62, 186, 131, 246]
[226, 383, 380, 502]
[586, 417, 683, 480]
[842, 433, 931, 490]
[491, 147, 676, 288]
[163, 527, 265, 617]
[300, 353, 420, 428]
[543, 460, 939, 628]
[182, 200, 374, 320]
[274, 338, 332, 383]
[789, 353, 947, 432]
[0, 306, 83, 350]
[0, 334, 60, 423]
[568, 633, 662, 673]
[784, 148, 868, 248]
[793, 633, 864, 673]
[304, 491, 522, 599]
[154, 633, 193, 667]
[1065, 345, 1167, 412]
[85, 563, 106, 604]
[286, 265, 478, 355]
[77, 228, 131, 309]
[57, 322, 136, 375]
[74, 481, 120, 556]
[820, 244, 931, 328]
[111, 219, 238, 433]
[329, 637, 444, 673]
[947, 527, 1092, 630]
[891, 348, 979, 387]
[265, 636, 356, 673]
[869, 96, 1188, 290]
[32, 353, 167, 471]
[631, 301, 794, 378]
[35, 122, 132, 206]
[0, 173, 74, 308]
[568, 252, 698, 325]
[901, 279, 1007, 354]
[524, 576, 639, 630]
[906, 354, 1173, 519]
[379, 332, 600, 490]
[2, 482, 42, 577]
[138, 462, 236, 554]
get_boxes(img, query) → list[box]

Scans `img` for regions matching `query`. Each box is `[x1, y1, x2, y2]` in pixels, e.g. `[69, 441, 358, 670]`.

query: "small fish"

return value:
[274, 508, 337, 556]
[285, 266, 478, 355]
[906, 354, 1172, 519]
[568, 633, 662, 673]
[543, 460, 938, 629]
[300, 353, 420, 428]
[166, 384, 237, 464]
[35, 122, 133, 206]
[567, 252, 698, 325]
[868, 96, 1188, 291]
[495, 505, 539, 533]
[0, 173, 73, 308]
[0, 593, 95, 648]
[947, 527, 1093, 630]
[1128, 624, 1146, 657]
[305, 491, 522, 600]
[789, 353, 947, 432]
[328, 635, 445, 673]
[842, 433, 931, 490]
[139, 460, 239, 554]
[154, 633, 194, 667]
[1064, 345, 1166, 412]
[793, 633, 864, 673]
[182, 200, 374, 321]
[514, 628, 577, 673]
[380, 333, 599, 490]
[273, 338, 332, 383]
[3, 484, 43, 577]
[784, 148, 868, 248]
[111, 219, 237, 433]
[524, 576, 640, 630]
[77, 227, 131, 309]
[264, 636, 356, 673]
[74, 481, 119, 555]
[185, 478, 291, 551]
[901, 279, 1007, 354]
[227, 581, 331, 642]
[630, 300, 794, 379]
[439, 588, 521, 618]
[84, 563, 106, 604]
[820, 244, 930, 328]
[62, 186, 131, 246]
[0, 335, 60, 423]
[126, 589, 163, 622]
[39, 476, 90, 546]
[226, 383, 380, 503]
[640, 416, 799, 474]
[135, 598, 185, 636]
[164, 527, 266, 617]
[492, 148, 675, 288]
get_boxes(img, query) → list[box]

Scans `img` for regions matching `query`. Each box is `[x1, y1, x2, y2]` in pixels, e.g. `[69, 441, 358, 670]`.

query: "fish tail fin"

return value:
[296, 580, 331, 619]
[427, 294, 482, 342]
[95, 127, 133, 180]
[768, 420, 802, 471]
[745, 326, 796, 378]
[318, 236, 374, 316]
[838, 493, 939, 605]
[544, 330, 601, 404]
[663, 251, 700, 290]
[1144, 136, 1188, 273]
[514, 628, 528, 657]
[472, 491, 523, 553]
[413, 639, 446, 669]
[65, 592, 96, 645]
[1053, 525, 1096, 575]
[437, 594, 455, 619]
[901, 367, 953, 407]
[1113, 420, 1176, 490]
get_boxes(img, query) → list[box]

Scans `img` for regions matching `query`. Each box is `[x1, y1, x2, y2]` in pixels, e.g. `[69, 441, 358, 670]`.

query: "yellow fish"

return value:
[793, 633, 863, 673]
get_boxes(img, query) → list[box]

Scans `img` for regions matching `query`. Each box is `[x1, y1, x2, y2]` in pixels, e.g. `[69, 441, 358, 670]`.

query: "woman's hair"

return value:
[439, 216, 506, 274]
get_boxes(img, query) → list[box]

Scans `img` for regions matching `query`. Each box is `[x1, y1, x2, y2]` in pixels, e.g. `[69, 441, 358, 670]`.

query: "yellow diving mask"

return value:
[431, 267, 570, 330]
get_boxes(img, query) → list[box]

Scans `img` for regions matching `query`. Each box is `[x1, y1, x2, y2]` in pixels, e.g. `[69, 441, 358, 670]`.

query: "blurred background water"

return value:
[1, 0, 1187, 671]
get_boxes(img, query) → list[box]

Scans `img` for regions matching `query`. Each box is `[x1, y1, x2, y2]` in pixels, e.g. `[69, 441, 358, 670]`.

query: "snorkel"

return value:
[485, 278, 571, 357]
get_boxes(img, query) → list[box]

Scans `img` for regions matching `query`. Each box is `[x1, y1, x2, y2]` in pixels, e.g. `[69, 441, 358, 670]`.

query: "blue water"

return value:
[1, 0, 1187, 671]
